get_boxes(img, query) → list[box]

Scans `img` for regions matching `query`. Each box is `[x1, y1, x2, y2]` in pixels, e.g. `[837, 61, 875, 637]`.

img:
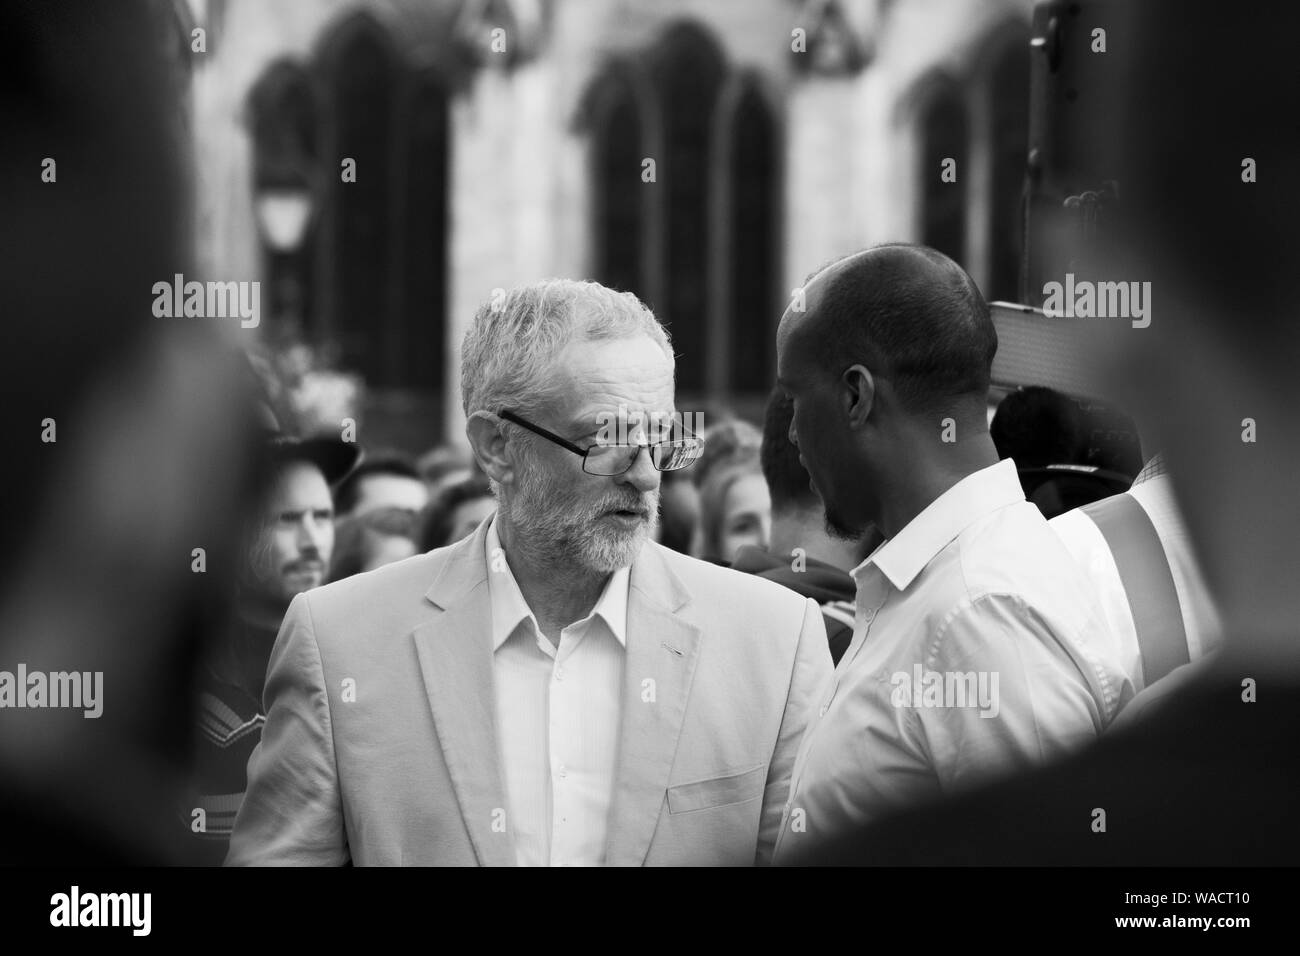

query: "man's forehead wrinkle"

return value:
[563, 339, 672, 381]
[572, 384, 676, 422]
[573, 364, 674, 388]
[566, 368, 674, 401]
[553, 351, 665, 390]
[552, 356, 675, 429]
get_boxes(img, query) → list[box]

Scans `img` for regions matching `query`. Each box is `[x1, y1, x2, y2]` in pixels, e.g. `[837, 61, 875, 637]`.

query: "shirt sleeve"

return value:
[911, 592, 1107, 795]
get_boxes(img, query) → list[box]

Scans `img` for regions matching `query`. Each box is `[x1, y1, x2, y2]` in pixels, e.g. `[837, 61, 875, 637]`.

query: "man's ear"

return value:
[842, 364, 876, 428]
[466, 411, 513, 485]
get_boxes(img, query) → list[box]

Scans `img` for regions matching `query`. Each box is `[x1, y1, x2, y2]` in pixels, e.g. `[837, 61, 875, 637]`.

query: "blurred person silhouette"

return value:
[692, 419, 771, 566]
[653, 469, 700, 555]
[228, 279, 831, 866]
[416, 443, 475, 497]
[330, 506, 419, 581]
[991, 385, 1087, 469]
[991, 386, 1131, 518]
[415, 473, 495, 552]
[770, 243, 1133, 863]
[334, 452, 428, 518]
[790, 0, 1300, 865]
[658, 403, 732, 556]
[189, 414, 357, 864]
[0, 0, 258, 864]
[731, 389, 882, 665]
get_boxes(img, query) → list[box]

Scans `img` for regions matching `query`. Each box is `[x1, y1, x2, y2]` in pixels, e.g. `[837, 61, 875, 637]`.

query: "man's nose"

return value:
[298, 516, 325, 553]
[619, 444, 661, 494]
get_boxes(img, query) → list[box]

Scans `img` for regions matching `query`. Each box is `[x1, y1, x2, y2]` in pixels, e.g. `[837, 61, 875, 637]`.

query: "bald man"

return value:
[787, 0, 1300, 868]
[770, 244, 1132, 862]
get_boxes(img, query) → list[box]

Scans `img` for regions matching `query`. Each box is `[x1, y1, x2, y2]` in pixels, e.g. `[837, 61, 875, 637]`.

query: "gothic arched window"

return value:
[591, 68, 647, 303]
[397, 67, 451, 390]
[726, 80, 779, 393]
[650, 23, 727, 393]
[323, 17, 397, 384]
[585, 21, 783, 402]
[920, 78, 969, 268]
[988, 39, 1031, 302]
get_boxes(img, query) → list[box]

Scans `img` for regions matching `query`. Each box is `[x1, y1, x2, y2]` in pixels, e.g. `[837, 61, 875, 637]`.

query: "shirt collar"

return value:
[853, 458, 1024, 593]
[484, 515, 630, 651]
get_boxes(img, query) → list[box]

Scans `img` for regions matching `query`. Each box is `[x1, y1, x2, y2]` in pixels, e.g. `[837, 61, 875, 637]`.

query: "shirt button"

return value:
[558, 764, 568, 778]
[555, 665, 565, 681]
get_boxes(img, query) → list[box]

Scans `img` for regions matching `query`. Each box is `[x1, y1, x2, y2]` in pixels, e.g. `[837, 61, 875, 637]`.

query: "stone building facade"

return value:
[183, 0, 1032, 451]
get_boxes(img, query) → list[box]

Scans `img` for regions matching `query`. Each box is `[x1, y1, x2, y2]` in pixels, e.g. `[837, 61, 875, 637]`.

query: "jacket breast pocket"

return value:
[666, 764, 767, 814]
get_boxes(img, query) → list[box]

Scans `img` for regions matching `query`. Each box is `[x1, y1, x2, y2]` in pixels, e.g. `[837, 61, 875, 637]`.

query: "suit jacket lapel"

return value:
[605, 545, 703, 866]
[412, 520, 516, 866]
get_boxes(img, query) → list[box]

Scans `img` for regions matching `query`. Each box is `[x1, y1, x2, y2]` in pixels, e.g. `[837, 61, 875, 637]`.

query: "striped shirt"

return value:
[1051, 464, 1222, 692]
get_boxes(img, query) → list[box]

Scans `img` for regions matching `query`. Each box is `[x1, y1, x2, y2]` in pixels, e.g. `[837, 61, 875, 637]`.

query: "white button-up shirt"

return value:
[773, 458, 1132, 860]
[485, 518, 629, 867]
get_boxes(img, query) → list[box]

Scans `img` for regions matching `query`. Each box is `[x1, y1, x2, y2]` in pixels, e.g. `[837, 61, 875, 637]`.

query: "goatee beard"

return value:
[506, 464, 659, 573]
[824, 507, 870, 543]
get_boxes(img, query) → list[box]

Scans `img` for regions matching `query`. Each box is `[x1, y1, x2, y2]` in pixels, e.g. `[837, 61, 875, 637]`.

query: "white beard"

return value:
[504, 446, 659, 573]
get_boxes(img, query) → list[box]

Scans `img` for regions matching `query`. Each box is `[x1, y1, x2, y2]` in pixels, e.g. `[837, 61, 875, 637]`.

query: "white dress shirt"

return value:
[485, 518, 628, 867]
[772, 458, 1132, 860]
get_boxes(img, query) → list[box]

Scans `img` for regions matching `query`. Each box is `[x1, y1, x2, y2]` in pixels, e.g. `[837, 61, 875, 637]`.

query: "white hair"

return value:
[459, 279, 673, 419]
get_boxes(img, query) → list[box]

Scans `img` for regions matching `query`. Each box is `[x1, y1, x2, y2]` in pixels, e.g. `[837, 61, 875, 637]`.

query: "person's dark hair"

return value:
[808, 243, 996, 414]
[1074, 400, 1143, 479]
[416, 474, 494, 552]
[990, 386, 1087, 469]
[334, 453, 422, 515]
[760, 388, 816, 514]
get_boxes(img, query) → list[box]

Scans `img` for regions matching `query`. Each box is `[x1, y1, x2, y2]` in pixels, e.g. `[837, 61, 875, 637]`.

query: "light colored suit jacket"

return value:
[226, 519, 831, 866]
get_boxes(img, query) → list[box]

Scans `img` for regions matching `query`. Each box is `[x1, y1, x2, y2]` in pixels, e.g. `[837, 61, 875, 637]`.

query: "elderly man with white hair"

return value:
[228, 279, 831, 866]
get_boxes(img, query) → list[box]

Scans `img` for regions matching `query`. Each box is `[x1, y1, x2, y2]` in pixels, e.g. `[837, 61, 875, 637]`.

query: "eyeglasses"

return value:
[499, 409, 706, 477]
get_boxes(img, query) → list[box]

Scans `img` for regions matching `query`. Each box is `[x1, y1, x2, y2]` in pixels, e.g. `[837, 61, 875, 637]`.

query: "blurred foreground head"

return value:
[1082, 1, 1300, 661]
[1, 1, 256, 862]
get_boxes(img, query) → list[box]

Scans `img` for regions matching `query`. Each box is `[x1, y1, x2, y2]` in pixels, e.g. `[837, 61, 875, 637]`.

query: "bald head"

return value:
[779, 244, 996, 415]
